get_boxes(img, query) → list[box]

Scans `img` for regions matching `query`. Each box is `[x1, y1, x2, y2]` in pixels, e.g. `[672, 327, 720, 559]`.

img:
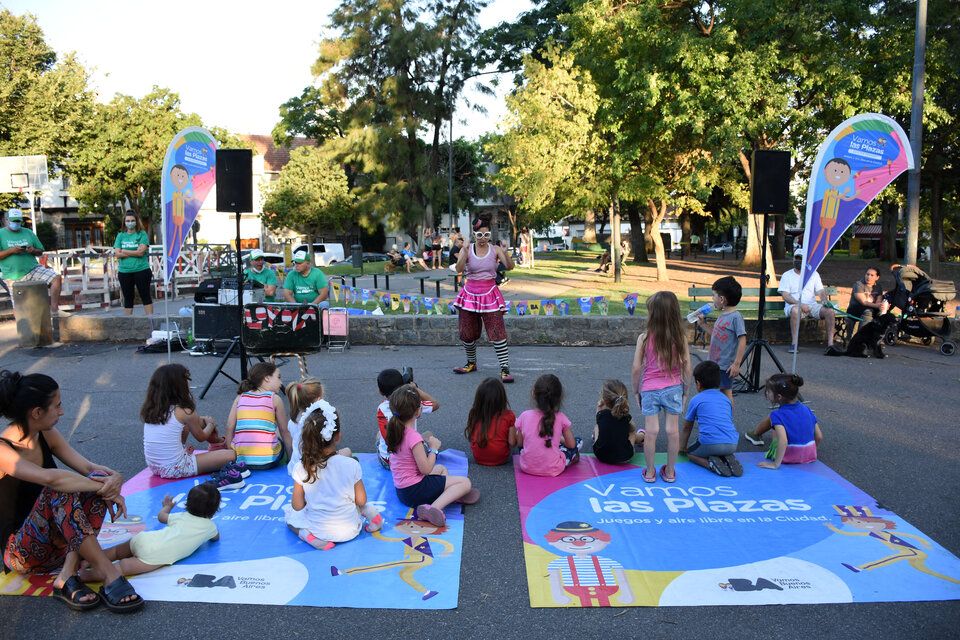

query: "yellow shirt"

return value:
[820, 188, 841, 221]
[129, 512, 218, 566]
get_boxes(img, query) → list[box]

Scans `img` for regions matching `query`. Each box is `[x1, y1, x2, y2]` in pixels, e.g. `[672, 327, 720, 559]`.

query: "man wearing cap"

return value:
[282, 250, 329, 307]
[0, 209, 61, 312]
[544, 521, 633, 606]
[778, 247, 835, 354]
[244, 249, 278, 301]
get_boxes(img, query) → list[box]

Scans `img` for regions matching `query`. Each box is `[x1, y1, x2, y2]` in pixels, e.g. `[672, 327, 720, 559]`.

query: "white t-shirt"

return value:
[778, 268, 823, 307]
[286, 418, 302, 477]
[283, 456, 362, 542]
[143, 407, 188, 468]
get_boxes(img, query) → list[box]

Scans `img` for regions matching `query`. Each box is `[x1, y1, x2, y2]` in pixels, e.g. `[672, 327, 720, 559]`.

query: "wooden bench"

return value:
[687, 285, 852, 347]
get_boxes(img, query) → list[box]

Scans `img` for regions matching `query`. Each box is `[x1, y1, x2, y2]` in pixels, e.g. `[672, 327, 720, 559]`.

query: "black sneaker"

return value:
[721, 455, 743, 477]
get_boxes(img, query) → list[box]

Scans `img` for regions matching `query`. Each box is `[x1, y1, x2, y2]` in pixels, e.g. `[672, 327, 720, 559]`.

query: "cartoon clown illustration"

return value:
[808, 158, 859, 264]
[825, 505, 959, 584]
[331, 515, 455, 601]
[167, 163, 192, 257]
[545, 521, 634, 607]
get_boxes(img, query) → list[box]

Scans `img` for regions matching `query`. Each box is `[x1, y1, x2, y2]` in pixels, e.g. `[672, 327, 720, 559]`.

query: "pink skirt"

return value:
[454, 279, 505, 313]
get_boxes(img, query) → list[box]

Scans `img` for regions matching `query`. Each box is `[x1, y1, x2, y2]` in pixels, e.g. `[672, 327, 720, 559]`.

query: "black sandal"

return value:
[56, 575, 101, 611]
[99, 575, 144, 613]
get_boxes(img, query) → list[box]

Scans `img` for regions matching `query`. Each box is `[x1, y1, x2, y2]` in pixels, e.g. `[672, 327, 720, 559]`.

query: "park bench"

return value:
[687, 285, 853, 347]
[412, 271, 453, 297]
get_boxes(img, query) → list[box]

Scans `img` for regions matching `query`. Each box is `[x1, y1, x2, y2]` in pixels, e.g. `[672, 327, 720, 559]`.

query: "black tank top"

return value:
[0, 432, 56, 568]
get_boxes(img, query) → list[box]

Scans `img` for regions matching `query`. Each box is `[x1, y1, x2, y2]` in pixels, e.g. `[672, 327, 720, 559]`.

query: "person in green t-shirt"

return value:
[0, 209, 61, 312]
[112, 211, 153, 315]
[243, 249, 278, 301]
[282, 250, 329, 307]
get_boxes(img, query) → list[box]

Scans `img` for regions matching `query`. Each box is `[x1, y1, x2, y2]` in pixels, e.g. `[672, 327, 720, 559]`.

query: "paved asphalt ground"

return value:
[0, 322, 958, 639]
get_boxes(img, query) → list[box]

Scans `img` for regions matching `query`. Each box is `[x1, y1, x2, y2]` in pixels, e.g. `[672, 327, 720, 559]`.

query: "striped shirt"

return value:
[548, 555, 622, 586]
[233, 391, 281, 466]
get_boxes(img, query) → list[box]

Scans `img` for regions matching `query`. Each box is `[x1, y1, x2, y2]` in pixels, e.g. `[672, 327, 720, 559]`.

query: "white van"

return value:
[293, 242, 346, 266]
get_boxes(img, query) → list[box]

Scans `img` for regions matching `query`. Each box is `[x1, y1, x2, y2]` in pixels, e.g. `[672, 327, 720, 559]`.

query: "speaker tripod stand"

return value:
[199, 336, 256, 399]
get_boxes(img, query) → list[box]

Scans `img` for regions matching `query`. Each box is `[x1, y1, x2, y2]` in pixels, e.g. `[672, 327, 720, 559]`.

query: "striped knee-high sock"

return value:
[492, 339, 510, 370]
[462, 340, 477, 363]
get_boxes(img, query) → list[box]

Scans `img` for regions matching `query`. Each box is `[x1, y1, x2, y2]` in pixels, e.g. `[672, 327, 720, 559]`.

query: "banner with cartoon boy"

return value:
[800, 114, 913, 288]
[161, 127, 218, 282]
[515, 453, 960, 607]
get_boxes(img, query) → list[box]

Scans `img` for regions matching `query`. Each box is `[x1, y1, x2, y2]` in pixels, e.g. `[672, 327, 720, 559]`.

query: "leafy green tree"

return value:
[261, 146, 354, 238]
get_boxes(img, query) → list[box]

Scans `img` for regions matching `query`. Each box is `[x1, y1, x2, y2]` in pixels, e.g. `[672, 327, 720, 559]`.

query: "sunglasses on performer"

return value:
[475, 231, 491, 239]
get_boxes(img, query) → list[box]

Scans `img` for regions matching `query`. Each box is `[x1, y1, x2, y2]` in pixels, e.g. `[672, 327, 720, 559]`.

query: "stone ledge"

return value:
[47, 312, 960, 346]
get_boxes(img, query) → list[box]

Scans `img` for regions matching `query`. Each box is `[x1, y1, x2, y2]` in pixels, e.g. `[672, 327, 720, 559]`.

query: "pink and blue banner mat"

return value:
[800, 113, 914, 288]
[514, 453, 960, 607]
[161, 127, 218, 282]
[0, 452, 467, 609]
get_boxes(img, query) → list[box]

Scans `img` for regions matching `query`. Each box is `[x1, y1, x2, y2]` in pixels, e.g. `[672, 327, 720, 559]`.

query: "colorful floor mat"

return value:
[515, 453, 960, 607]
[1, 451, 467, 609]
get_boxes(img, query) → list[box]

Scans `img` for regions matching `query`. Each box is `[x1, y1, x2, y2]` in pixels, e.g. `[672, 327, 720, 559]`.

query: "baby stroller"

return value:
[883, 265, 957, 356]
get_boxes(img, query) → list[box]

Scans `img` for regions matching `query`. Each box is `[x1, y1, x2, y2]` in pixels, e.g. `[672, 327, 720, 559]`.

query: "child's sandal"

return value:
[659, 465, 677, 483]
[642, 468, 657, 483]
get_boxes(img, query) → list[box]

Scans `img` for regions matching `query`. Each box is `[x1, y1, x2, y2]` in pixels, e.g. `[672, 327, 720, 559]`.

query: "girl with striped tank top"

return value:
[225, 363, 291, 470]
[630, 291, 690, 484]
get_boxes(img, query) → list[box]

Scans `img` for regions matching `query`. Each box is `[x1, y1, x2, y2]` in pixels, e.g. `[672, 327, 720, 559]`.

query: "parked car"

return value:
[362, 252, 391, 262]
[707, 242, 734, 254]
[293, 242, 346, 266]
[534, 236, 567, 251]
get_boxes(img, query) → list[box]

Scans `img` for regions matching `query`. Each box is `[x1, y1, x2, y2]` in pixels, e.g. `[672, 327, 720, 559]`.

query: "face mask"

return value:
[7, 222, 21, 232]
[793, 259, 802, 270]
[125, 221, 137, 230]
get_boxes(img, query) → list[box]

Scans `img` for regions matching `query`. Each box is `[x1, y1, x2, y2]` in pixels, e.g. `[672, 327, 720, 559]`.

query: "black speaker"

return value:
[193, 303, 241, 340]
[751, 150, 791, 215]
[216, 149, 253, 213]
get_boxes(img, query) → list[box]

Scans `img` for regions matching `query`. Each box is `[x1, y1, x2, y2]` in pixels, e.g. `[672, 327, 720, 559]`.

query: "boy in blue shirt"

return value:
[680, 361, 741, 477]
[695, 275, 746, 403]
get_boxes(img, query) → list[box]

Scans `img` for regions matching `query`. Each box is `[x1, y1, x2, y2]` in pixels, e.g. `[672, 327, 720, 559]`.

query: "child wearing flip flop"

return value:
[511, 374, 582, 476]
[680, 361, 742, 477]
[284, 400, 383, 550]
[78, 482, 220, 582]
[749, 374, 823, 469]
[386, 384, 477, 527]
[631, 291, 691, 483]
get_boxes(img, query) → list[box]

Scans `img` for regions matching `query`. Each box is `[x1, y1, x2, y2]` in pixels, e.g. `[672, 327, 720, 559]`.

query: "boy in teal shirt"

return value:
[243, 248, 278, 301]
[282, 250, 329, 307]
[0, 209, 61, 311]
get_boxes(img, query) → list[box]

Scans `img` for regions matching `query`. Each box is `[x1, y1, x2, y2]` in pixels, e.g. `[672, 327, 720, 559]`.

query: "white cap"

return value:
[250, 248, 264, 260]
[793, 247, 804, 257]
[6, 208, 23, 221]
[292, 250, 309, 263]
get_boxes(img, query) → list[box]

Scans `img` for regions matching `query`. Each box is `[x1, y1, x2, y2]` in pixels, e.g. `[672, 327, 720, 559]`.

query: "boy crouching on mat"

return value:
[375, 368, 440, 468]
[680, 361, 742, 477]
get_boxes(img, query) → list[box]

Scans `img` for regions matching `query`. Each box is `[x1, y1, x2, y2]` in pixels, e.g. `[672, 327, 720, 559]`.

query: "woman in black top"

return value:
[0, 370, 143, 612]
[592, 379, 642, 464]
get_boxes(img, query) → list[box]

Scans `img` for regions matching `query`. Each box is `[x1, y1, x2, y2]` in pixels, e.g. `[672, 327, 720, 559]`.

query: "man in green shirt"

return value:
[282, 250, 329, 307]
[0, 209, 61, 311]
[243, 248, 278, 301]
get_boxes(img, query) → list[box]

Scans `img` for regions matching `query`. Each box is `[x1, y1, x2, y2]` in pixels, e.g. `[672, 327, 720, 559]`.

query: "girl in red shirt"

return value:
[464, 377, 515, 466]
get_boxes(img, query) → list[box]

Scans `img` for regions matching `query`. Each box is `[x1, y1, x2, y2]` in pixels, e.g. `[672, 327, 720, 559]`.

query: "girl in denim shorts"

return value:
[630, 292, 690, 483]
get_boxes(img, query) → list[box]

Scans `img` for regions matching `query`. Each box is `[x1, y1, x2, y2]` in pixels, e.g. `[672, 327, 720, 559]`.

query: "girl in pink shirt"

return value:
[386, 385, 478, 526]
[630, 291, 690, 484]
[510, 374, 582, 477]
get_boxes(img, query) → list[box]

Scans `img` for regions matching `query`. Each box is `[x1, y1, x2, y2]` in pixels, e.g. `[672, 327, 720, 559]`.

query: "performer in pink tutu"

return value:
[452, 213, 515, 383]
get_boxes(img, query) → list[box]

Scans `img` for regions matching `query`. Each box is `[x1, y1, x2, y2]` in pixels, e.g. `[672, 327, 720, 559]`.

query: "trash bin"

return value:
[351, 244, 363, 269]
[13, 281, 53, 348]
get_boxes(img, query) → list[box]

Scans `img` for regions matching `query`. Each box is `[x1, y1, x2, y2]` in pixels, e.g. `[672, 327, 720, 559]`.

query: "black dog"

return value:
[825, 313, 897, 358]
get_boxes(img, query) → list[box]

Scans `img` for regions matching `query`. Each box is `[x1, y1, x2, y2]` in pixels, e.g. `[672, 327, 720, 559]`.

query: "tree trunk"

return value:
[738, 150, 775, 273]
[881, 201, 897, 261]
[625, 201, 647, 262]
[647, 198, 669, 281]
[643, 206, 655, 258]
[611, 196, 622, 283]
[773, 215, 786, 259]
[582, 209, 597, 243]
[930, 176, 942, 276]
[597, 213, 607, 240]
[679, 212, 691, 257]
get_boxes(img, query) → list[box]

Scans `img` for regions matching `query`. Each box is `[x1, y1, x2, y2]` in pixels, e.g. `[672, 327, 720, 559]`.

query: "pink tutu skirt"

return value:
[454, 279, 505, 313]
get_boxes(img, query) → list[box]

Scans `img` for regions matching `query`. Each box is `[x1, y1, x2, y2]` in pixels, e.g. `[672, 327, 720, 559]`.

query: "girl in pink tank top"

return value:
[452, 213, 516, 383]
[630, 291, 690, 483]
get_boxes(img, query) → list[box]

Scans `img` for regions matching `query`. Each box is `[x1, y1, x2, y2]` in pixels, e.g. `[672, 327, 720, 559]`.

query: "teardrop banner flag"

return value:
[161, 127, 218, 282]
[800, 114, 914, 288]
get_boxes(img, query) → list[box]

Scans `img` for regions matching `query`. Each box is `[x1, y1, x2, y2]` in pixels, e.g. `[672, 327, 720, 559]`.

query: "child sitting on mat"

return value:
[78, 483, 221, 581]
[375, 368, 439, 469]
[224, 362, 291, 470]
[510, 374, 582, 476]
[745, 373, 824, 469]
[464, 377, 515, 466]
[680, 361, 742, 477]
[284, 400, 382, 550]
[592, 379, 642, 465]
[386, 384, 477, 527]
[285, 377, 351, 476]
[141, 364, 240, 487]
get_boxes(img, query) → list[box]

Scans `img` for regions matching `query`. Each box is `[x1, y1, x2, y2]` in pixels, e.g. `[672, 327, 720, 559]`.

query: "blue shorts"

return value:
[396, 474, 446, 507]
[640, 384, 683, 416]
[719, 370, 733, 390]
